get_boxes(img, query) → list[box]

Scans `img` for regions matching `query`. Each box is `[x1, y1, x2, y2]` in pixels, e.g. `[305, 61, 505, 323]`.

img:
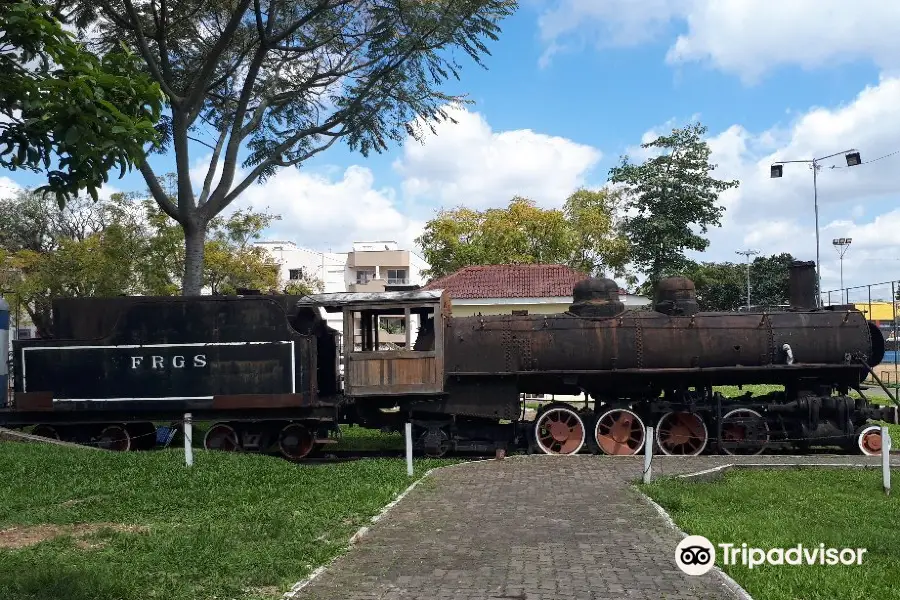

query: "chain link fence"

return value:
[821, 279, 900, 386]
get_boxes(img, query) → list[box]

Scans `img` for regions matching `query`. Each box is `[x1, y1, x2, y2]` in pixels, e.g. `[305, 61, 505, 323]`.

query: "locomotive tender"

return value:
[3, 260, 896, 459]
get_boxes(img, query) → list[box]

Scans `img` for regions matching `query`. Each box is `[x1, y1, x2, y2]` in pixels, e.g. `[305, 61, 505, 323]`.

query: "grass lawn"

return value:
[0, 441, 458, 600]
[642, 468, 900, 600]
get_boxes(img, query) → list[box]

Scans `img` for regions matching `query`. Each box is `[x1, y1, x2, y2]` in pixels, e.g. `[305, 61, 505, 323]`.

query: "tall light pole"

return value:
[832, 237, 852, 304]
[736, 249, 759, 310]
[770, 149, 862, 306]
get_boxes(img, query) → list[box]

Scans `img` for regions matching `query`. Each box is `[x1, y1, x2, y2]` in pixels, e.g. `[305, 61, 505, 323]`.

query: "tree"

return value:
[0, 193, 148, 335]
[136, 194, 288, 296]
[0, 1, 163, 206]
[679, 260, 744, 312]
[284, 274, 325, 297]
[676, 252, 794, 312]
[415, 190, 630, 281]
[0, 186, 291, 335]
[608, 122, 739, 295]
[563, 188, 630, 281]
[747, 252, 794, 308]
[57, 0, 517, 294]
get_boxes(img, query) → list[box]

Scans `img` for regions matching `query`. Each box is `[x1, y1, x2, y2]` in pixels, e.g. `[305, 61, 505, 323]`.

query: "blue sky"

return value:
[4, 0, 900, 297]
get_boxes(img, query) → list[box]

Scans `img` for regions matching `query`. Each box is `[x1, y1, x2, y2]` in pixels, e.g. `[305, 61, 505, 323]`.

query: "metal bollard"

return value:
[405, 422, 413, 476]
[882, 425, 891, 496]
[184, 413, 194, 467]
[0, 295, 8, 409]
[643, 426, 654, 484]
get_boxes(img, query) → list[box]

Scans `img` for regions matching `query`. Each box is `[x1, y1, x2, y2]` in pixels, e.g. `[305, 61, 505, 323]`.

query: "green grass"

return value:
[714, 384, 784, 398]
[0, 442, 459, 600]
[142, 421, 407, 452]
[642, 468, 900, 600]
[332, 424, 405, 451]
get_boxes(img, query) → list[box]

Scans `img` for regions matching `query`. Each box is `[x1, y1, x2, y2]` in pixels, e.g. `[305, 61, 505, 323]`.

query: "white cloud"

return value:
[393, 105, 601, 209]
[177, 105, 603, 257]
[0, 175, 121, 203]
[666, 75, 900, 296]
[537, 0, 900, 82]
[537, 0, 687, 68]
[237, 165, 425, 253]
[0, 176, 22, 199]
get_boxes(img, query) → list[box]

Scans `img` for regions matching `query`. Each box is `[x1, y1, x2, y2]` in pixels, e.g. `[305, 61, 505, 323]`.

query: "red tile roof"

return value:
[422, 264, 591, 299]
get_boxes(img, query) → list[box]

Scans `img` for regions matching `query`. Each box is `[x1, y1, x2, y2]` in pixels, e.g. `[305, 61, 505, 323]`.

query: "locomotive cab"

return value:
[295, 289, 450, 397]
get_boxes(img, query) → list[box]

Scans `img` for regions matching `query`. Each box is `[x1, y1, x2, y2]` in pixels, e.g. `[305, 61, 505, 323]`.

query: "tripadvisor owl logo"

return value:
[675, 535, 716, 575]
[674, 535, 869, 575]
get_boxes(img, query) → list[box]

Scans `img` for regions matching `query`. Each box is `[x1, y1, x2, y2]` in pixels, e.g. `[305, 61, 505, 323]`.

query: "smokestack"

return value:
[789, 260, 817, 310]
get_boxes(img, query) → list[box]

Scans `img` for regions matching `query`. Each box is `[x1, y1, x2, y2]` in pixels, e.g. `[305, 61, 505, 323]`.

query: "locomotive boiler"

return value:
[398, 260, 895, 457]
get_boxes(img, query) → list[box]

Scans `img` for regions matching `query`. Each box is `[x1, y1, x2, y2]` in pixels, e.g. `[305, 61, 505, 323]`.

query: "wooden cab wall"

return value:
[297, 290, 448, 397]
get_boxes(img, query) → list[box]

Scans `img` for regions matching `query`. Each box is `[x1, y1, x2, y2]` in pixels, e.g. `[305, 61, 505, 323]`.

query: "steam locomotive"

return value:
[2, 260, 896, 458]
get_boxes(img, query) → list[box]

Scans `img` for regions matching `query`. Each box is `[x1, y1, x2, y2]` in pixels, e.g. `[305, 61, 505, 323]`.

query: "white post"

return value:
[643, 426, 654, 484]
[882, 425, 891, 496]
[184, 413, 194, 467]
[405, 422, 413, 476]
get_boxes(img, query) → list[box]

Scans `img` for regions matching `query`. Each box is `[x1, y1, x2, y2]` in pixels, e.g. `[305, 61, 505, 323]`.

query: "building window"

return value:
[16, 328, 32, 339]
[386, 269, 407, 285]
[357, 270, 375, 284]
[289, 268, 305, 280]
[379, 316, 406, 335]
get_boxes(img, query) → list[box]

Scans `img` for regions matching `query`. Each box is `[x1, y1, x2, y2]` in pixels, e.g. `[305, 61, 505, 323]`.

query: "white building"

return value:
[254, 240, 348, 294]
[254, 239, 430, 348]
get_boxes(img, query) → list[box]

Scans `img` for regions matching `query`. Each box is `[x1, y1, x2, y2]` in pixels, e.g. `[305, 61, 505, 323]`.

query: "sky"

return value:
[4, 0, 900, 299]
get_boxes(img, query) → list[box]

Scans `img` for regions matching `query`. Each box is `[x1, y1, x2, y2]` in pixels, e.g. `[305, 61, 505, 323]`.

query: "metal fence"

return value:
[820, 279, 900, 386]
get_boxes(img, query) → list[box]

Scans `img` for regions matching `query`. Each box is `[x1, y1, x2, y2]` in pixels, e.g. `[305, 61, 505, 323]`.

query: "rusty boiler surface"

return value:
[445, 307, 878, 375]
[769, 310, 877, 364]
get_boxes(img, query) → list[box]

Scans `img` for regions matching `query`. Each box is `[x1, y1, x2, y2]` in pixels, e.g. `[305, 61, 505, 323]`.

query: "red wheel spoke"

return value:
[534, 407, 586, 455]
[595, 408, 645, 456]
[656, 412, 708, 456]
[720, 409, 769, 456]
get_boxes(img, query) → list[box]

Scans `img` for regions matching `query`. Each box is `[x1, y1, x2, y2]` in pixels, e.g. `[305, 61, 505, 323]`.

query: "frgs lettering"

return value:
[130, 355, 208, 369]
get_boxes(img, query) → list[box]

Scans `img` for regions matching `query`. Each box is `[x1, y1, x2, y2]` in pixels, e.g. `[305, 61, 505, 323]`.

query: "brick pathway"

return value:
[292, 454, 899, 600]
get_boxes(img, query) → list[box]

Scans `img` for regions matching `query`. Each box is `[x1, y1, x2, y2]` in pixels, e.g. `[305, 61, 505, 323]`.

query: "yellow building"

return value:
[852, 301, 899, 322]
[851, 301, 899, 342]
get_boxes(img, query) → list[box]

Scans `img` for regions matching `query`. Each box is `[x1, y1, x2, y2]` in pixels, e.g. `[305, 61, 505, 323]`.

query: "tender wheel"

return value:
[720, 408, 769, 456]
[418, 428, 451, 458]
[594, 408, 646, 456]
[278, 423, 315, 461]
[534, 405, 586, 455]
[655, 411, 708, 456]
[126, 422, 159, 450]
[857, 425, 884, 456]
[204, 423, 240, 452]
[31, 425, 60, 440]
[98, 424, 132, 452]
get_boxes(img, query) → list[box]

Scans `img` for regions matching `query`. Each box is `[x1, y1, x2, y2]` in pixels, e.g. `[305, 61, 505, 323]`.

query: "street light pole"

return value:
[736, 249, 759, 310]
[832, 237, 852, 304]
[770, 149, 862, 307]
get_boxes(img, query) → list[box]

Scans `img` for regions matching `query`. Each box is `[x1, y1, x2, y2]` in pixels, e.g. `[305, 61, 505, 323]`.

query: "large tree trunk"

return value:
[182, 222, 206, 295]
